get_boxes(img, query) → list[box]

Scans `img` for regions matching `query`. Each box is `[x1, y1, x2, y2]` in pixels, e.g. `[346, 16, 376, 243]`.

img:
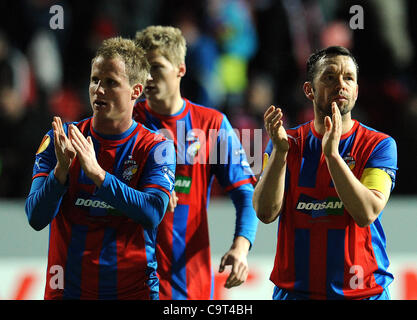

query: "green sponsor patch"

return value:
[175, 176, 192, 194]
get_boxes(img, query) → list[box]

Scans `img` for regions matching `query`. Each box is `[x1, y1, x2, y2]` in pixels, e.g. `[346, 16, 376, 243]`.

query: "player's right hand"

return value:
[264, 105, 289, 153]
[322, 102, 342, 158]
[52, 116, 76, 184]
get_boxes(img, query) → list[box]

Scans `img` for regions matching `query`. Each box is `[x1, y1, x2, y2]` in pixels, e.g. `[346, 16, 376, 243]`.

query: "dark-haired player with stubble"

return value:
[254, 46, 398, 300]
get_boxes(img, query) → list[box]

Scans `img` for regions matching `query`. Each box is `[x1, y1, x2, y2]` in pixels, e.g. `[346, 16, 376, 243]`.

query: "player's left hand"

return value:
[52, 116, 76, 184]
[69, 124, 106, 187]
[322, 102, 342, 158]
[219, 237, 250, 289]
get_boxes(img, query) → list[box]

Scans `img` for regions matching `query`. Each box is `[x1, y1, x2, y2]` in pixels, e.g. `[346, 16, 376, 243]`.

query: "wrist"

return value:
[89, 168, 106, 188]
[324, 151, 341, 161]
[54, 164, 69, 185]
[231, 236, 250, 253]
[271, 147, 287, 161]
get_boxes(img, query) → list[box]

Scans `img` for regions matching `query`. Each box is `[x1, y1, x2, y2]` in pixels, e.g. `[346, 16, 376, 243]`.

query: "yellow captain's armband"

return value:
[262, 153, 269, 172]
[360, 168, 392, 200]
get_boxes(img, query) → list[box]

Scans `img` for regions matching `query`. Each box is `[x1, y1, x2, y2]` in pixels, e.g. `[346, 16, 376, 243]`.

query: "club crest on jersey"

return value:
[122, 155, 138, 182]
[343, 154, 356, 170]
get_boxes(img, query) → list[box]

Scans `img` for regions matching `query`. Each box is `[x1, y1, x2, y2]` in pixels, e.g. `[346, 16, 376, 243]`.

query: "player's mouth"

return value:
[145, 84, 156, 93]
[333, 95, 348, 102]
[93, 99, 108, 108]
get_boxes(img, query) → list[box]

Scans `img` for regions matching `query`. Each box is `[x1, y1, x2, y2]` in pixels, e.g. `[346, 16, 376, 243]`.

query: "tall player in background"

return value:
[25, 37, 176, 299]
[253, 46, 398, 300]
[133, 26, 259, 300]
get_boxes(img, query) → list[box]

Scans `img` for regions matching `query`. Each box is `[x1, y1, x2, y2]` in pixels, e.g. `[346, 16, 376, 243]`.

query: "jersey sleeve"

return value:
[211, 115, 258, 246]
[211, 115, 257, 191]
[364, 136, 398, 190]
[32, 130, 56, 179]
[137, 139, 176, 197]
[96, 174, 170, 229]
[26, 126, 72, 231]
[32, 123, 74, 179]
[228, 184, 258, 247]
[25, 172, 68, 231]
[93, 140, 175, 229]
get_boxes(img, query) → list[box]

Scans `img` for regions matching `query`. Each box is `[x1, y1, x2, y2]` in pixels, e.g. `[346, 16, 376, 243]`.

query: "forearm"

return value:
[229, 185, 258, 246]
[25, 171, 67, 231]
[325, 154, 386, 227]
[253, 148, 287, 223]
[95, 172, 169, 229]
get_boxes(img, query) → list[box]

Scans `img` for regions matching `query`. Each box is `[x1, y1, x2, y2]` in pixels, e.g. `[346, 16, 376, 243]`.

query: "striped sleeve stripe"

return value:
[224, 177, 257, 192]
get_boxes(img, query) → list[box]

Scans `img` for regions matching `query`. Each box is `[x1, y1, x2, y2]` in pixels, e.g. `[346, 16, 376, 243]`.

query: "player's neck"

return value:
[92, 116, 133, 136]
[147, 92, 183, 116]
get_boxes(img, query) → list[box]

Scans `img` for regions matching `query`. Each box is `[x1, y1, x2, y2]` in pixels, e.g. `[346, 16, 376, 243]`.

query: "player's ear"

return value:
[132, 83, 143, 100]
[303, 82, 315, 101]
[178, 62, 186, 78]
[354, 84, 359, 101]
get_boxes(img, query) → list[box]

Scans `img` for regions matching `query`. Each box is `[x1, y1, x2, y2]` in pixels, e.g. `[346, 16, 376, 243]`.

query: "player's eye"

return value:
[324, 74, 334, 81]
[151, 64, 162, 70]
[106, 79, 118, 86]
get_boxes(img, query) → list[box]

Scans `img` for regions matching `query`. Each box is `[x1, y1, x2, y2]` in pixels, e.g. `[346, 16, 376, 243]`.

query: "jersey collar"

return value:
[310, 119, 359, 140]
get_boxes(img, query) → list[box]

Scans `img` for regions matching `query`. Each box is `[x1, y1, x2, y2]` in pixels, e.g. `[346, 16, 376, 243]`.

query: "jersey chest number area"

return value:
[289, 153, 348, 227]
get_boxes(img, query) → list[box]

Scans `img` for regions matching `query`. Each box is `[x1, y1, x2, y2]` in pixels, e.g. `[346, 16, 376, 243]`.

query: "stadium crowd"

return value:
[1, 0, 416, 198]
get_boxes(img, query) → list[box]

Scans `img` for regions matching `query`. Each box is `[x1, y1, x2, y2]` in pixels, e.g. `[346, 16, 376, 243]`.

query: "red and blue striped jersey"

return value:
[133, 98, 257, 299]
[264, 120, 397, 299]
[31, 118, 175, 299]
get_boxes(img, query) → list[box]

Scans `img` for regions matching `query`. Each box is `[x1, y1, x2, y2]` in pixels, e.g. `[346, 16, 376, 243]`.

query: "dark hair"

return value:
[306, 46, 359, 83]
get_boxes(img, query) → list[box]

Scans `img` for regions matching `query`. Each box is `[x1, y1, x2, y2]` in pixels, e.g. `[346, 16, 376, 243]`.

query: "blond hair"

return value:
[135, 25, 186, 66]
[93, 36, 150, 85]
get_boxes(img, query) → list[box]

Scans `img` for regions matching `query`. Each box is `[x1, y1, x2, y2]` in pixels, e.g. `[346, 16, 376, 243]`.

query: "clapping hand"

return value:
[69, 124, 106, 187]
[52, 117, 76, 184]
[264, 105, 289, 153]
[322, 102, 342, 158]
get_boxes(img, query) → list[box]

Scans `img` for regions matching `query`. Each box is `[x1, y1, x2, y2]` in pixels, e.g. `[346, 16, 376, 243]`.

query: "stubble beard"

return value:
[317, 98, 355, 119]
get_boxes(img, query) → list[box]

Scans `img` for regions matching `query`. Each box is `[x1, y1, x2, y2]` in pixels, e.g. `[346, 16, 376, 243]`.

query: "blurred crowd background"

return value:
[0, 0, 416, 199]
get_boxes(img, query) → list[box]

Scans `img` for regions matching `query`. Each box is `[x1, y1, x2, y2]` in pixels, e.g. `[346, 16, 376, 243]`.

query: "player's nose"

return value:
[334, 75, 348, 91]
[95, 82, 105, 95]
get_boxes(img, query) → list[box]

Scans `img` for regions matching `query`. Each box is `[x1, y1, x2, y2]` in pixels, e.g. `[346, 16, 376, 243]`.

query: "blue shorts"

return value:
[272, 286, 391, 300]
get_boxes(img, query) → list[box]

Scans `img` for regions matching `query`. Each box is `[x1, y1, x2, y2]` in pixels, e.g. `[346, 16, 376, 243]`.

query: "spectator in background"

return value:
[229, 73, 274, 177]
[176, 11, 223, 108]
[0, 31, 49, 198]
[206, 0, 258, 111]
